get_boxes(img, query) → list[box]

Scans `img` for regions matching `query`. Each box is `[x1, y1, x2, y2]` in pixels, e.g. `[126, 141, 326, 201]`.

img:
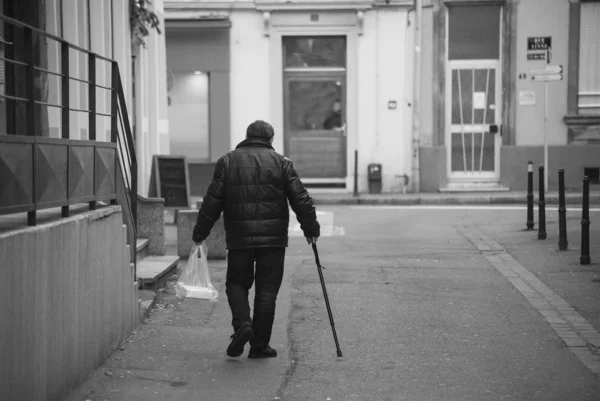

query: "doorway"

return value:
[282, 35, 347, 180]
[446, 4, 503, 182]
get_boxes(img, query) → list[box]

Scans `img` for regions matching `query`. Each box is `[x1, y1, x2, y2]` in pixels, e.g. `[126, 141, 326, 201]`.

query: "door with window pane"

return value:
[447, 5, 502, 180]
[283, 36, 347, 178]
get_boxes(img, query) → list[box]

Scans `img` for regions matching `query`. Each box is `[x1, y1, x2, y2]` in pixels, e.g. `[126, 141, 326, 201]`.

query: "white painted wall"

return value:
[229, 11, 272, 150]
[165, 5, 413, 193]
[169, 72, 210, 160]
[133, 0, 171, 196]
[356, 8, 411, 193]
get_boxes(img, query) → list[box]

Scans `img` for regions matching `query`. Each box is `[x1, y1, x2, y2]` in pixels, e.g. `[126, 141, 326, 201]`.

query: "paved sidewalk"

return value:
[191, 190, 600, 208]
[64, 206, 600, 400]
[64, 256, 296, 401]
[478, 208, 600, 334]
[458, 223, 600, 376]
[310, 190, 600, 206]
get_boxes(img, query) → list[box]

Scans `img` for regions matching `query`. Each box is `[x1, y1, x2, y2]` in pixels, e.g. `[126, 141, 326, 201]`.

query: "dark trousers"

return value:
[226, 247, 286, 348]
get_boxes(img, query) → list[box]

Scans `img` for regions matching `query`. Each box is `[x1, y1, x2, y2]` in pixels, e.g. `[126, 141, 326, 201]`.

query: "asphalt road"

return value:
[66, 205, 600, 401]
[279, 206, 600, 401]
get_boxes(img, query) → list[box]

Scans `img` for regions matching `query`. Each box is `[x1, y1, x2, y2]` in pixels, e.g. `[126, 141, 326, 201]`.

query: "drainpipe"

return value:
[411, 0, 422, 193]
[373, 9, 381, 168]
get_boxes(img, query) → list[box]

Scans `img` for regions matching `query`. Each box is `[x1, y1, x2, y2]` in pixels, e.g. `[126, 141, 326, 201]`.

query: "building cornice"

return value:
[255, 1, 374, 11]
[164, 0, 413, 13]
[165, 1, 256, 11]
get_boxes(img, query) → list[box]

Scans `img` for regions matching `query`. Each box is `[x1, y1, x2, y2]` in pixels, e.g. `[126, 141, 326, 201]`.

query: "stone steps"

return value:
[137, 255, 180, 292]
[136, 238, 150, 260]
[135, 236, 180, 320]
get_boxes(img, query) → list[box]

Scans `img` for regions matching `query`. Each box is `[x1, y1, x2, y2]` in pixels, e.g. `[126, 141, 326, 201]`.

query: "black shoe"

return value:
[227, 323, 254, 357]
[248, 345, 278, 359]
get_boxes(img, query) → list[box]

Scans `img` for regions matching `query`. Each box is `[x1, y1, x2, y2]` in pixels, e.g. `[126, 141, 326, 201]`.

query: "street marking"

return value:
[458, 225, 600, 378]
[351, 205, 600, 212]
[289, 210, 345, 237]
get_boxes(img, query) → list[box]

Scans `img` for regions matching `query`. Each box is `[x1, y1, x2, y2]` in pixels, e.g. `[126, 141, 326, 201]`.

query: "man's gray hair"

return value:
[246, 120, 275, 140]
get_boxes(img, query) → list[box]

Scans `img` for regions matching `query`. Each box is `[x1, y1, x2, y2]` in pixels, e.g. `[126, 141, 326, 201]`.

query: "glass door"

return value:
[446, 4, 502, 181]
[449, 64, 501, 177]
[282, 36, 347, 179]
[284, 75, 346, 178]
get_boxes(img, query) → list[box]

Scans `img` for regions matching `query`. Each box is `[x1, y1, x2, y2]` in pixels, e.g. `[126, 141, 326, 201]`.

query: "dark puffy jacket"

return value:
[192, 138, 320, 249]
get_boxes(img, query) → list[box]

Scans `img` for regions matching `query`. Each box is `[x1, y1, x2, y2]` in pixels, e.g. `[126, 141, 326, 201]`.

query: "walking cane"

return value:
[311, 242, 343, 357]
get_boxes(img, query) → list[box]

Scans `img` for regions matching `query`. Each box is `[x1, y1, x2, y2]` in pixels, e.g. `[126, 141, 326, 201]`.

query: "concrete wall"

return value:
[0, 206, 138, 401]
[418, 6, 435, 147]
[500, 145, 600, 192]
[419, 146, 446, 192]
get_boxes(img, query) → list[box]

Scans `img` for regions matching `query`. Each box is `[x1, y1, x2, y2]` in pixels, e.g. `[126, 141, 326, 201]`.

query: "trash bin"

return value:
[368, 163, 382, 194]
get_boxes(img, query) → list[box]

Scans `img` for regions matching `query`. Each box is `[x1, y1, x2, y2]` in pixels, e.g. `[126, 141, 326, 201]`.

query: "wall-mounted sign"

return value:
[519, 91, 536, 106]
[527, 37, 552, 51]
[527, 53, 546, 61]
[527, 37, 552, 63]
[531, 74, 562, 82]
[530, 65, 563, 75]
[530, 64, 563, 82]
[473, 92, 486, 109]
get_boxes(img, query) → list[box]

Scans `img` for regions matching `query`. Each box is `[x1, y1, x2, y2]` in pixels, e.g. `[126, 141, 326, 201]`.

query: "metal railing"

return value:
[0, 13, 138, 270]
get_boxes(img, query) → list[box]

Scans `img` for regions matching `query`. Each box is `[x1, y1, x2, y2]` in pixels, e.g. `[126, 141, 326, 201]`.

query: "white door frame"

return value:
[445, 60, 502, 181]
[444, 5, 503, 183]
[268, 23, 358, 188]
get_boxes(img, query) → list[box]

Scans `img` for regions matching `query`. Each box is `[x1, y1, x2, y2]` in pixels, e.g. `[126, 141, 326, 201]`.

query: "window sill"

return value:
[564, 114, 600, 126]
[564, 115, 600, 143]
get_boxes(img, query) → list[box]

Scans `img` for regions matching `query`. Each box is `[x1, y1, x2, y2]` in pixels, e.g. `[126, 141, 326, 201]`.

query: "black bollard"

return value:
[527, 161, 534, 230]
[538, 166, 547, 240]
[580, 176, 591, 265]
[558, 169, 568, 250]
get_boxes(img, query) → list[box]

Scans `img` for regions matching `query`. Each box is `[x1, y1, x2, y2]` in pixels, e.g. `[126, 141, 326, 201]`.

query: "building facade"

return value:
[163, 0, 599, 195]
[0, 0, 169, 197]
[164, 0, 416, 195]
[419, 0, 600, 193]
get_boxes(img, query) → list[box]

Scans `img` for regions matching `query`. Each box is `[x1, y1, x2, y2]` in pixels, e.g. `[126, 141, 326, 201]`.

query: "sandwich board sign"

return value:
[148, 155, 192, 210]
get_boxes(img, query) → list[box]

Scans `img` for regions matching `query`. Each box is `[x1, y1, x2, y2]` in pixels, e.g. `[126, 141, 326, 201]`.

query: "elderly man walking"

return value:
[192, 120, 320, 359]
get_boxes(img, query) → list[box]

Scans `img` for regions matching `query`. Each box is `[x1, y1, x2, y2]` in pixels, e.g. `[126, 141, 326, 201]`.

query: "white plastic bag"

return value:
[175, 243, 219, 302]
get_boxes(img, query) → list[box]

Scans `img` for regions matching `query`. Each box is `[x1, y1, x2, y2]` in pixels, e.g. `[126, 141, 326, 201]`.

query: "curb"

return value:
[138, 289, 158, 322]
[312, 194, 600, 206]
